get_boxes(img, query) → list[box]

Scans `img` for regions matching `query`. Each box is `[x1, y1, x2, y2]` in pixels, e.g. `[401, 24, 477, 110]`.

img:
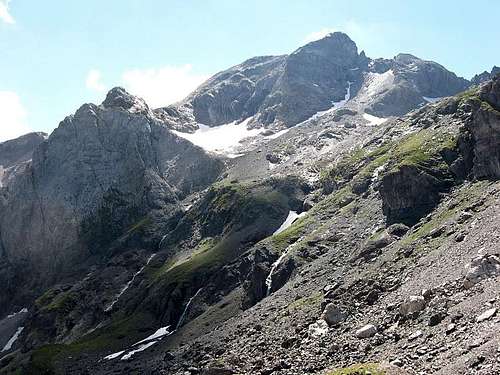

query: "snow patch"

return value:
[134, 326, 172, 346]
[173, 117, 263, 155]
[265, 128, 291, 140]
[372, 164, 386, 183]
[308, 320, 329, 338]
[273, 211, 306, 235]
[6, 308, 28, 319]
[363, 113, 387, 126]
[104, 350, 126, 360]
[2, 327, 24, 352]
[121, 342, 157, 361]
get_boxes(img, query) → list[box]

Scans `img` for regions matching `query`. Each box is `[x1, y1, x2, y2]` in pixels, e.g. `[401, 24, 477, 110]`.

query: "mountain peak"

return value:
[102, 87, 149, 113]
[299, 31, 357, 54]
[394, 53, 421, 63]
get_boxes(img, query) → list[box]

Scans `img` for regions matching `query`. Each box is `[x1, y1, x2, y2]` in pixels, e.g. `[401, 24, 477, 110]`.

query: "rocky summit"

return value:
[0, 32, 499, 375]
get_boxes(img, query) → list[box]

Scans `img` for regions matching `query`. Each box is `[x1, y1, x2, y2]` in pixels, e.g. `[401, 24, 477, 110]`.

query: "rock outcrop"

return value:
[471, 66, 500, 85]
[0, 88, 223, 315]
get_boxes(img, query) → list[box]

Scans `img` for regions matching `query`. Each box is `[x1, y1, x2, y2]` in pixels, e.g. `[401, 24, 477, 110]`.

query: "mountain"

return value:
[0, 88, 223, 317]
[157, 33, 469, 132]
[0, 33, 499, 375]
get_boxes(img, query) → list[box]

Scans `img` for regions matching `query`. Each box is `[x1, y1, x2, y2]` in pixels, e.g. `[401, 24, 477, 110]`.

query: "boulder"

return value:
[399, 295, 426, 317]
[464, 253, 500, 288]
[476, 308, 497, 323]
[321, 303, 346, 326]
[308, 319, 329, 338]
[355, 324, 377, 338]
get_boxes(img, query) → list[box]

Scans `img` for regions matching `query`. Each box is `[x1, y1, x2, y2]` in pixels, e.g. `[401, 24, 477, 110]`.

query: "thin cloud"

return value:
[302, 28, 336, 44]
[0, 91, 32, 142]
[85, 69, 106, 93]
[0, 0, 14, 24]
[121, 65, 209, 108]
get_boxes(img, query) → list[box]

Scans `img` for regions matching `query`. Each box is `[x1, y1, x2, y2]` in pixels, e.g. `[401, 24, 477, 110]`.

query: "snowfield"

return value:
[173, 117, 263, 156]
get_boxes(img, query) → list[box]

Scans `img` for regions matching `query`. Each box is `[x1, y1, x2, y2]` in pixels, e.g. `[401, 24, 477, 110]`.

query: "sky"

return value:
[0, 0, 499, 142]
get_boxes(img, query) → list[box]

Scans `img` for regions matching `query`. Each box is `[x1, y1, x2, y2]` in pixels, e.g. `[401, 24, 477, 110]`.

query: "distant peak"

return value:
[394, 53, 421, 63]
[295, 31, 358, 57]
[308, 31, 355, 46]
[102, 87, 149, 113]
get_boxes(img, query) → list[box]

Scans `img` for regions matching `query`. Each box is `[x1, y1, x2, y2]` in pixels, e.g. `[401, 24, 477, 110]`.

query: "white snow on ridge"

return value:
[273, 211, 307, 235]
[423, 96, 443, 103]
[363, 113, 387, 126]
[173, 117, 264, 155]
[2, 326, 24, 352]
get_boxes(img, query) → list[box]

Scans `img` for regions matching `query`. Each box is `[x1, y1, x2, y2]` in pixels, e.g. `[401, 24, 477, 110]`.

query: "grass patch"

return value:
[286, 292, 322, 312]
[271, 214, 313, 251]
[327, 363, 385, 375]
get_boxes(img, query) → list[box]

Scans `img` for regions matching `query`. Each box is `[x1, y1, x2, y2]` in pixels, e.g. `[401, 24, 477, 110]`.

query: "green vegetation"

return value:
[320, 125, 458, 197]
[456, 87, 480, 103]
[25, 312, 155, 374]
[156, 233, 243, 285]
[35, 289, 77, 313]
[271, 214, 313, 251]
[286, 292, 322, 312]
[154, 179, 290, 286]
[327, 363, 385, 375]
[456, 86, 499, 114]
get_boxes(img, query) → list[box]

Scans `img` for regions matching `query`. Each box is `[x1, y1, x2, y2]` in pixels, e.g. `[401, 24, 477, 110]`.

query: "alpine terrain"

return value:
[0, 32, 499, 375]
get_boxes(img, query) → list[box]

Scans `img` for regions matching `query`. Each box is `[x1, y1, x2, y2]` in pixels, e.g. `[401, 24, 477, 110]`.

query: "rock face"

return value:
[379, 165, 454, 225]
[0, 132, 47, 169]
[160, 33, 469, 132]
[355, 324, 377, 338]
[0, 88, 223, 315]
[361, 54, 470, 116]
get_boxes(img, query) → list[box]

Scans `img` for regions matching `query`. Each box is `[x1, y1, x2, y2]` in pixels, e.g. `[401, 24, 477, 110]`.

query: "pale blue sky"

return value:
[1, 0, 499, 141]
